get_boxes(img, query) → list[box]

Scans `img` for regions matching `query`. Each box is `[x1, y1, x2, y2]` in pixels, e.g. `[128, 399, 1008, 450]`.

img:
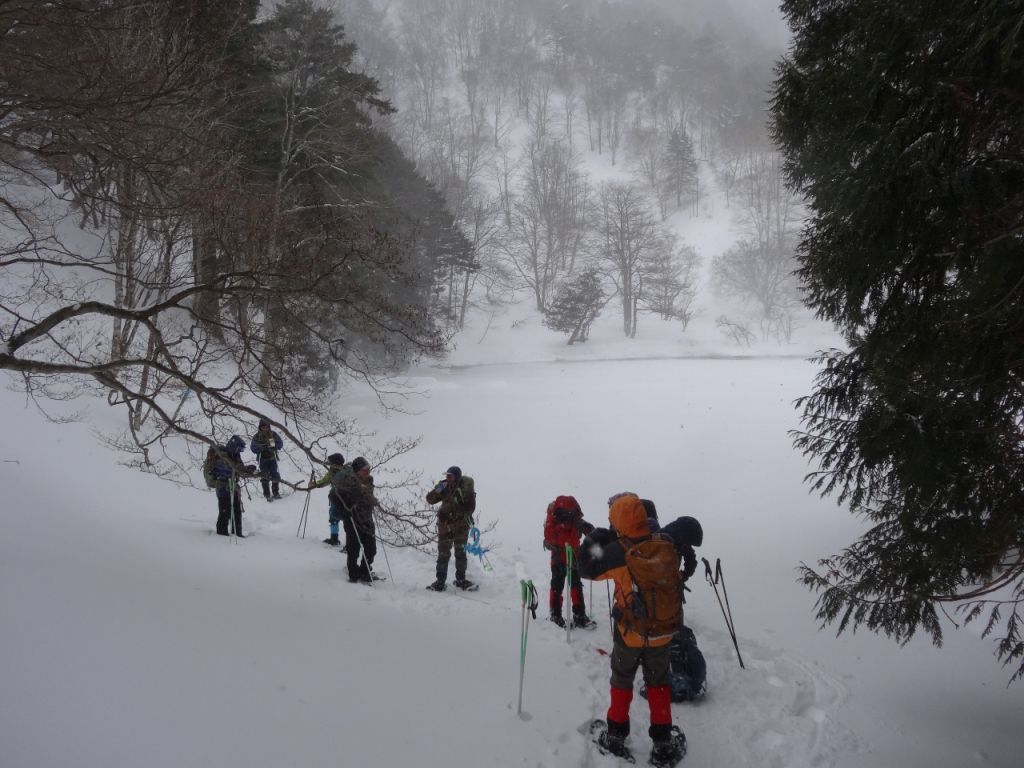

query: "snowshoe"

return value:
[549, 613, 566, 628]
[590, 719, 634, 763]
[426, 580, 447, 592]
[453, 578, 478, 591]
[649, 726, 686, 767]
[572, 614, 597, 629]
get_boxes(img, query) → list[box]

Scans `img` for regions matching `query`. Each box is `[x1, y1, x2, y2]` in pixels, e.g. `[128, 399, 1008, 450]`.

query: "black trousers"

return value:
[216, 488, 243, 535]
[343, 517, 376, 580]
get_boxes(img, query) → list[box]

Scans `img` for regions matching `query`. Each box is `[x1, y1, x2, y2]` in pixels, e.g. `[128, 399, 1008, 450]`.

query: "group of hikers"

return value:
[545, 492, 704, 766]
[202, 427, 479, 590]
[204, 428, 704, 767]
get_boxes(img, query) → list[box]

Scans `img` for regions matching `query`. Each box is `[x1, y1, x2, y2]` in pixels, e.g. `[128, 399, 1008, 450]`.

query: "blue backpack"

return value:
[668, 625, 707, 701]
[640, 624, 707, 703]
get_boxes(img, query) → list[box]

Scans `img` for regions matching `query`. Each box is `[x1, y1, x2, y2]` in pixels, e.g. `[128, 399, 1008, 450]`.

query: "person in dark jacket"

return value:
[643, 498, 701, 585]
[425, 466, 476, 591]
[543, 494, 596, 628]
[211, 435, 252, 537]
[250, 419, 283, 501]
[332, 456, 377, 583]
[641, 499, 707, 702]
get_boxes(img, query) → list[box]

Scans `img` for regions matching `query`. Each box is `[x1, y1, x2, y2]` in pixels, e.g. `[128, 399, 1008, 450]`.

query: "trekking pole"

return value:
[297, 470, 314, 538]
[606, 581, 613, 641]
[517, 579, 538, 717]
[229, 475, 238, 544]
[703, 557, 745, 669]
[373, 510, 395, 583]
[564, 544, 573, 643]
[350, 521, 376, 587]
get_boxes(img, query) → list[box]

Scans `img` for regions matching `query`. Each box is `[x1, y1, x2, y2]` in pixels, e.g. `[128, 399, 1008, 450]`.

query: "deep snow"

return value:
[2, 307, 1022, 768]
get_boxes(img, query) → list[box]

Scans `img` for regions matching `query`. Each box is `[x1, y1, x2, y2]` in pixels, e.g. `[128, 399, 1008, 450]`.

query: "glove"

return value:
[433, 481, 447, 494]
[579, 521, 595, 536]
[245, 464, 258, 475]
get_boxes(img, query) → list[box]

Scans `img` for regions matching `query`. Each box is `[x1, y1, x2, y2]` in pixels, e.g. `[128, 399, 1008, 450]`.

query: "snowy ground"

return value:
[2, 309, 1022, 768]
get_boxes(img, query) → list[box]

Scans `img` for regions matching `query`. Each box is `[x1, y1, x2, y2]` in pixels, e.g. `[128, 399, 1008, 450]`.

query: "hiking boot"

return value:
[572, 613, 597, 629]
[453, 578, 475, 591]
[649, 726, 686, 768]
[549, 612, 566, 628]
[323, 535, 340, 546]
[265, 494, 273, 502]
[426, 579, 447, 592]
[597, 729, 629, 759]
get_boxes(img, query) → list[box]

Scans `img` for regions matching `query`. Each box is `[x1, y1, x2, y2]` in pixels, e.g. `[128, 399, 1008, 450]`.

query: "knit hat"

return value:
[327, 453, 345, 466]
[445, 466, 462, 478]
[351, 456, 370, 472]
[258, 419, 269, 428]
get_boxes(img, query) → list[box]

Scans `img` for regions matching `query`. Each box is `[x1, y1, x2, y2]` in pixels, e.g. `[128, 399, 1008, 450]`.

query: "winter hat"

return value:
[445, 466, 462, 478]
[258, 419, 269, 428]
[327, 453, 345, 466]
[351, 456, 370, 472]
[226, 435, 245, 453]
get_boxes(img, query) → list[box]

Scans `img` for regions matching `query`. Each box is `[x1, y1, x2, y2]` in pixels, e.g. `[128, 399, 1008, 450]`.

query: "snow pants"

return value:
[435, 513, 470, 582]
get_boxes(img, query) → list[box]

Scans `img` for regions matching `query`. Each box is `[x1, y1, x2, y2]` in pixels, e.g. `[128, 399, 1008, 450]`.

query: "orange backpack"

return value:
[619, 533, 682, 642]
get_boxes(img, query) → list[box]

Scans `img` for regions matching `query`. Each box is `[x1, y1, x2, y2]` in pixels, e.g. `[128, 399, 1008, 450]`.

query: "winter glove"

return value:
[586, 527, 614, 547]
[245, 464, 258, 475]
[433, 481, 447, 494]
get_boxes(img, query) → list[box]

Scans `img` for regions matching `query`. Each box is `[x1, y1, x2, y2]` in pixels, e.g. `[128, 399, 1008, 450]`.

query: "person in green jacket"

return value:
[311, 453, 346, 546]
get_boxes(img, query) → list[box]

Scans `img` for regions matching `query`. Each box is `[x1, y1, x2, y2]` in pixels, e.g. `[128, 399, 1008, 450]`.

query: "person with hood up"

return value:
[543, 494, 596, 628]
[211, 435, 253, 537]
[579, 492, 686, 767]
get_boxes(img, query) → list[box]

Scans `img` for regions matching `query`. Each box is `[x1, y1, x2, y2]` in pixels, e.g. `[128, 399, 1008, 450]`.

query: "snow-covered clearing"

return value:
[2, 311, 1021, 768]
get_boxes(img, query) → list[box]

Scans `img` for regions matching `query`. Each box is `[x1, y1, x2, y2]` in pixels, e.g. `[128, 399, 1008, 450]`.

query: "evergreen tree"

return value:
[771, 0, 1024, 681]
[543, 268, 606, 344]
[662, 128, 698, 211]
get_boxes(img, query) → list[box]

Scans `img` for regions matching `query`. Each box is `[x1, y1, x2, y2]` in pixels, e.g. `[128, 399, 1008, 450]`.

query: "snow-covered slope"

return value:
[3, 314, 1022, 768]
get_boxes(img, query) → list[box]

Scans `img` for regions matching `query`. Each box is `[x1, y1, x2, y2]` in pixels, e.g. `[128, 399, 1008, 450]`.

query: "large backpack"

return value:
[454, 475, 476, 513]
[202, 447, 218, 489]
[619, 533, 682, 643]
[641, 625, 707, 703]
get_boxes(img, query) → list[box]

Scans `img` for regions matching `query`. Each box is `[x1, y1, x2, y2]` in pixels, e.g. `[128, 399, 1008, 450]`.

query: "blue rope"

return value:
[465, 526, 492, 570]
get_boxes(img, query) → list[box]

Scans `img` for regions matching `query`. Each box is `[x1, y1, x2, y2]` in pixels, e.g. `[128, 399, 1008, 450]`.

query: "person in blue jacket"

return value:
[250, 419, 284, 501]
[212, 435, 251, 536]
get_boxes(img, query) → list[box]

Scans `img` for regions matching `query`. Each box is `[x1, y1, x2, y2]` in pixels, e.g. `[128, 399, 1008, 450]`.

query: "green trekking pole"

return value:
[229, 474, 237, 543]
[564, 544, 573, 642]
[517, 579, 538, 717]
